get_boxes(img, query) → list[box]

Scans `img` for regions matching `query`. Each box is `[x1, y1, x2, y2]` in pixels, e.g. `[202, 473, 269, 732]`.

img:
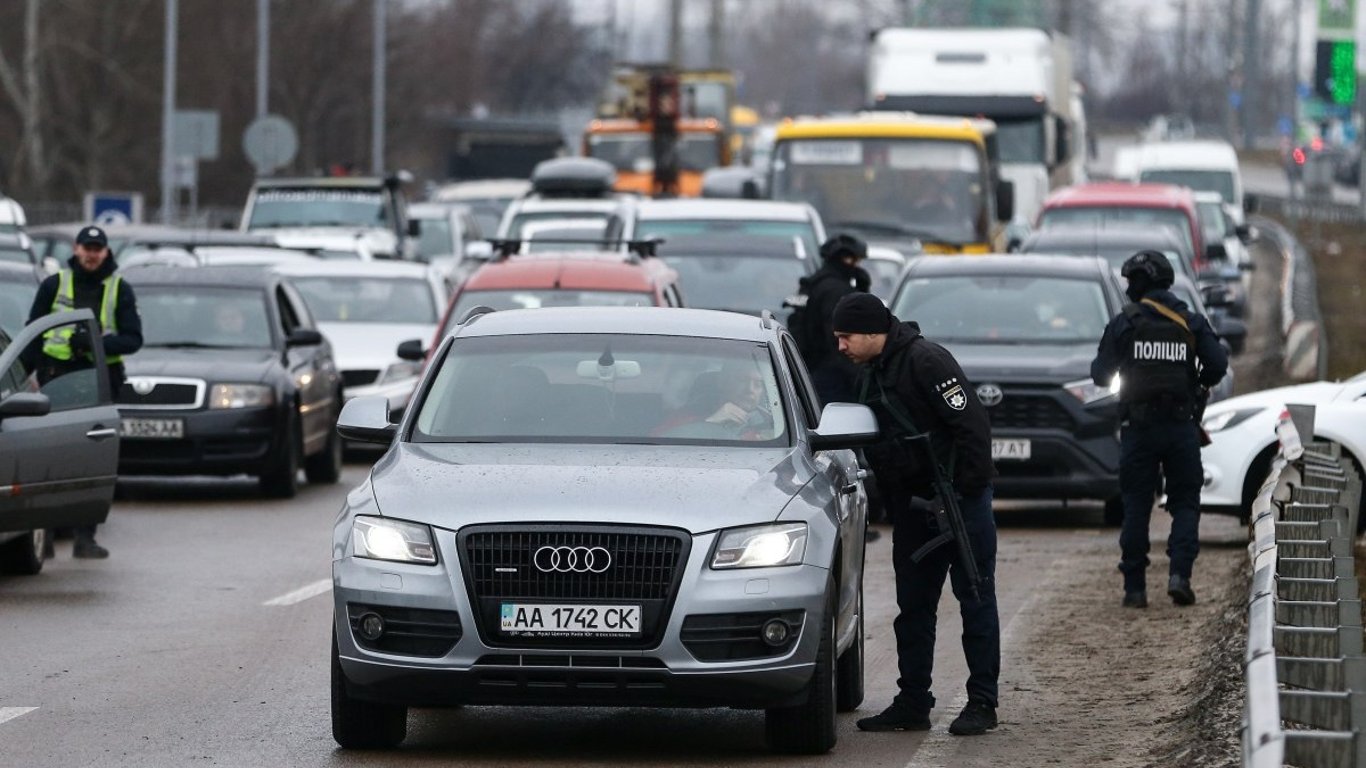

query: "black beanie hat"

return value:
[832, 293, 891, 334]
[819, 233, 868, 262]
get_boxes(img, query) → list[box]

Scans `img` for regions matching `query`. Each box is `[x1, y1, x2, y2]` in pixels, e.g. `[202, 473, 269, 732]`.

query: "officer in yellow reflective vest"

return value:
[26, 225, 142, 559]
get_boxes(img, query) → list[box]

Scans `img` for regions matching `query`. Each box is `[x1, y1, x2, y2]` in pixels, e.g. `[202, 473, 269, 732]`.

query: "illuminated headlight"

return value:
[711, 523, 807, 569]
[1064, 376, 1120, 405]
[1203, 408, 1262, 434]
[351, 516, 437, 565]
[208, 383, 274, 409]
[377, 360, 422, 386]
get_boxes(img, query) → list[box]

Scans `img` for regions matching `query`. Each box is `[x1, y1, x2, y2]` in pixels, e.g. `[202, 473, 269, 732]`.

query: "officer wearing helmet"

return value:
[791, 234, 871, 403]
[1091, 250, 1227, 608]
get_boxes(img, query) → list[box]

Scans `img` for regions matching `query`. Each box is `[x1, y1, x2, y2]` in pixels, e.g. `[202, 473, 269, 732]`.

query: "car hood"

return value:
[318, 322, 434, 371]
[369, 444, 814, 534]
[1205, 380, 1350, 414]
[123, 346, 280, 384]
[946, 341, 1096, 384]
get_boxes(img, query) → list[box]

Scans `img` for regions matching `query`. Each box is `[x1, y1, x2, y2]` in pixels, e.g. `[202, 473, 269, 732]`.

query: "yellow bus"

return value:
[767, 113, 1014, 254]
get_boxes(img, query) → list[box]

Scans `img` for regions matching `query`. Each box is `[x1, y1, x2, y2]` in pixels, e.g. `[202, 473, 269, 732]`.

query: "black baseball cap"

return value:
[75, 225, 108, 248]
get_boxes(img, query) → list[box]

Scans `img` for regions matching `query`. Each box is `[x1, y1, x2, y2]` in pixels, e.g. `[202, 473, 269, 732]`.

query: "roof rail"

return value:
[760, 309, 775, 330]
[458, 305, 497, 326]
[485, 238, 665, 261]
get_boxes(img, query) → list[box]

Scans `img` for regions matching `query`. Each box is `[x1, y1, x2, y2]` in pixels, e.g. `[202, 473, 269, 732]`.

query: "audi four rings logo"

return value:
[533, 545, 612, 573]
[976, 383, 1004, 407]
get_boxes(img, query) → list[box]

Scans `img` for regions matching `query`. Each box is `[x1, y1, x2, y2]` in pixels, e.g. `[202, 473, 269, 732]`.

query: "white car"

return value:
[273, 261, 448, 416]
[1200, 374, 1366, 519]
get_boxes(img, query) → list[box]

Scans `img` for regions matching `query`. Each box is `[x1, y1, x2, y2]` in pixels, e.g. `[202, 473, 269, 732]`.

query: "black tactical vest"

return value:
[1119, 300, 1196, 409]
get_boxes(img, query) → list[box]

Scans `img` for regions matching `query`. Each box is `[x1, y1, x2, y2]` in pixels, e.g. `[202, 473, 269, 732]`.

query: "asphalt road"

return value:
[0, 459, 1248, 768]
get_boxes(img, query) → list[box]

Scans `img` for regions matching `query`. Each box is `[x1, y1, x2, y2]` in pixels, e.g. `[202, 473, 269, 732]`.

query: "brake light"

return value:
[1293, 148, 1306, 165]
[1311, 137, 1324, 152]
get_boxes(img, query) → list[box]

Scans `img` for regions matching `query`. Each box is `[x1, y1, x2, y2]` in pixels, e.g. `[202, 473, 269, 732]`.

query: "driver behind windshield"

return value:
[655, 361, 773, 440]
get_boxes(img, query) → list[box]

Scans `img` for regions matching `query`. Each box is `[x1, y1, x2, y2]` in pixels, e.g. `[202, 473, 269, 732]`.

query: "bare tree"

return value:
[0, 0, 49, 196]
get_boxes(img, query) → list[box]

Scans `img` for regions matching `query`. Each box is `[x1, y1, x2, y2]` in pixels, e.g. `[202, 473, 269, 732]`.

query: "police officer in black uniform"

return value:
[1091, 251, 1227, 608]
[832, 293, 1000, 737]
[793, 234, 872, 403]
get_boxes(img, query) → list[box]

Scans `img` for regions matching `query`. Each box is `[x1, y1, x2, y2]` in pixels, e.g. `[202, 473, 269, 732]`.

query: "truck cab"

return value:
[583, 118, 729, 198]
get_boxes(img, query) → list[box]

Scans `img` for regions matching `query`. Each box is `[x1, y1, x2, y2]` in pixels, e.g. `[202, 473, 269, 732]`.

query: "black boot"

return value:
[1122, 590, 1148, 608]
[948, 701, 997, 736]
[73, 537, 109, 559]
[856, 702, 931, 732]
[1168, 575, 1196, 606]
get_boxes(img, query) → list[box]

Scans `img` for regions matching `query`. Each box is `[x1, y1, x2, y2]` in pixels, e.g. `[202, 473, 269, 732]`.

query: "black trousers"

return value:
[889, 485, 1000, 712]
[1118, 420, 1203, 591]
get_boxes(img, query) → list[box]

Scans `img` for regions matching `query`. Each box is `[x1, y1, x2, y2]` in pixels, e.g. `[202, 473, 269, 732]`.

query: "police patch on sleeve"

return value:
[942, 384, 967, 411]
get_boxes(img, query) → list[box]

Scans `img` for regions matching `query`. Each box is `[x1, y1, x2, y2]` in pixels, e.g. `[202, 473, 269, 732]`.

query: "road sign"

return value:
[243, 115, 299, 176]
[83, 192, 144, 225]
[174, 110, 220, 161]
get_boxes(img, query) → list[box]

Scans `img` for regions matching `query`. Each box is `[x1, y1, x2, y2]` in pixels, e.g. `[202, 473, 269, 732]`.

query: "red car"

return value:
[428, 248, 683, 352]
[1036, 182, 1211, 272]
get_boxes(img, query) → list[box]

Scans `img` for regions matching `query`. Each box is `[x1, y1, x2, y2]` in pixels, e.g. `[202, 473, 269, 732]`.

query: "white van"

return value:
[1134, 141, 1244, 222]
[0, 195, 27, 234]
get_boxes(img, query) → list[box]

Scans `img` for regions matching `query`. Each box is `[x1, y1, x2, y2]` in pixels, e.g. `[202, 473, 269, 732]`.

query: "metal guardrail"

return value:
[1244, 404, 1366, 767]
[1249, 216, 1328, 382]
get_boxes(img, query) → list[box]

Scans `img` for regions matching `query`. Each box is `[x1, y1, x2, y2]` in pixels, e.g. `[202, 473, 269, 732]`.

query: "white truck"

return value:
[867, 28, 1082, 228]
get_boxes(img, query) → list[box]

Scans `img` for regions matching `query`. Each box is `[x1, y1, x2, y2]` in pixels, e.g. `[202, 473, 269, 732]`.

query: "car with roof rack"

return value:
[496, 158, 639, 243]
[329, 305, 876, 754]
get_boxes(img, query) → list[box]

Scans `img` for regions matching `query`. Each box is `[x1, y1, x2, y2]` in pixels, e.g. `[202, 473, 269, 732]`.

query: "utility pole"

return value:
[708, 0, 725, 68]
[1176, 0, 1189, 118]
[371, 0, 386, 175]
[256, 0, 268, 118]
[159, 0, 178, 224]
[669, 0, 683, 68]
[1242, 0, 1261, 148]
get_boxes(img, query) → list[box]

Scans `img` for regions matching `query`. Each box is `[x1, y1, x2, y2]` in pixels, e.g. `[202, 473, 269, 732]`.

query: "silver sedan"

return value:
[329, 307, 877, 755]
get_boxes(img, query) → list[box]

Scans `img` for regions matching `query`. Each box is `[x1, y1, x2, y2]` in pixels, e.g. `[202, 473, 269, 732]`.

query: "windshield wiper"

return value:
[826, 219, 949, 242]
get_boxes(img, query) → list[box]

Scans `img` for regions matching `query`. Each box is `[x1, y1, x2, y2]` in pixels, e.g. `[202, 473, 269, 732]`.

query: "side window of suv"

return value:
[276, 287, 300, 337]
[780, 336, 821, 429]
[33, 318, 106, 410]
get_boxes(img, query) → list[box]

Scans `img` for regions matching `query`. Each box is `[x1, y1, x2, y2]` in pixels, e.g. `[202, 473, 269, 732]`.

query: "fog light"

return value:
[761, 619, 790, 646]
[358, 612, 385, 641]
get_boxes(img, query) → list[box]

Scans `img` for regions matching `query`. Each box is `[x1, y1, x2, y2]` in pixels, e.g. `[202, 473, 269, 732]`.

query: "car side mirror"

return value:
[0, 392, 51, 420]
[464, 241, 494, 261]
[1234, 223, 1256, 243]
[1201, 284, 1232, 308]
[1204, 242, 1229, 263]
[995, 180, 1015, 223]
[1239, 260, 1256, 272]
[809, 403, 880, 451]
[336, 395, 397, 444]
[396, 339, 425, 361]
[407, 219, 422, 238]
[286, 328, 324, 347]
[1214, 316, 1246, 355]
[1243, 193, 1260, 214]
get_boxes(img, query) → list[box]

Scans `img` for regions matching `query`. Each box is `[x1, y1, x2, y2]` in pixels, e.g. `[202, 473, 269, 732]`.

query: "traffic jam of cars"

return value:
[0, 20, 1326, 764]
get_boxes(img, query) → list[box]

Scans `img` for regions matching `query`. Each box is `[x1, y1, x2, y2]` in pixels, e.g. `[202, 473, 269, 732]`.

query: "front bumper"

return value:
[117, 405, 286, 476]
[991, 428, 1121, 500]
[333, 526, 828, 709]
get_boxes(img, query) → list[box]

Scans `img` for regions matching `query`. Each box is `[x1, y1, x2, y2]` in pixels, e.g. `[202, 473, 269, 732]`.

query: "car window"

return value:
[0, 328, 27, 399]
[32, 317, 105, 410]
[781, 336, 821, 426]
[276, 286, 300, 335]
[660, 253, 808, 318]
[415, 217, 455, 259]
[892, 275, 1110, 344]
[447, 290, 655, 330]
[0, 246, 33, 266]
[637, 219, 820, 264]
[0, 279, 37, 336]
[1039, 207, 1196, 257]
[137, 286, 274, 349]
[414, 334, 789, 447]
[291, 276, 437, 324]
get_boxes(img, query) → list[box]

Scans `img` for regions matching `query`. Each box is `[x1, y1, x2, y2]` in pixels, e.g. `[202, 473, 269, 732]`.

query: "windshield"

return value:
[247, 189, 388, 230]
[415, 217, 454, 259]
[138, 286, 274, 348]
[505, 211, 610, 239]
[291, 276, 435, 324]
[1139, 170, 1236, 204]
[769, 138, 985, 245]
[0, 246, 32, 266]
[0, 280, 35, 335]
[586, 132, 722, 173]
[1038, 207, 1195, 257]
[995, 119, 1046, 164]
[414, 334, 787, 446]
[662, 253, 808, 318]
[637, 219, 819, 262]
[862, 258, 905, 301]
[447, 289, 654, 333]
[892, 275, 1110, 344]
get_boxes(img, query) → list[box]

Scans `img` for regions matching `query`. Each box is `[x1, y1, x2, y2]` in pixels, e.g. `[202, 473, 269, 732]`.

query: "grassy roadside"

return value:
[1278, 219, 1366, 379]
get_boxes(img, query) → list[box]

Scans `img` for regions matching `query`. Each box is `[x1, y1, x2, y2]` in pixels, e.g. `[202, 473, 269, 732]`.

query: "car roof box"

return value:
[530, 158, 616, 198]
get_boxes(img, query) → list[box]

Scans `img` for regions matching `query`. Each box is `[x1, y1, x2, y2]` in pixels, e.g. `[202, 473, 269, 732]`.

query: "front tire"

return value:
[766, 595, 837, 755]
[331, 627, 407, 749]
[0, 530, 45, 575]
[260, 415, 301, 499]
[835, 582, 865, 712]
[305, 401, 344, 485]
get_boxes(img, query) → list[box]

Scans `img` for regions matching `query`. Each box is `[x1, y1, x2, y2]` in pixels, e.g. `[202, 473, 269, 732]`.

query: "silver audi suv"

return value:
[330, 306, 876, 755]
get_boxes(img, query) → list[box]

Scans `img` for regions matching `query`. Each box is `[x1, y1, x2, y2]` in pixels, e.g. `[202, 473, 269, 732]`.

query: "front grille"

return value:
[681, 611, 804, 661]
[341, 369, 380, 388]
[459, 525, 690, 649]
[347, 603, 462, 657]
[118, 377, 204, 409]
[984, 393, 1074, 431]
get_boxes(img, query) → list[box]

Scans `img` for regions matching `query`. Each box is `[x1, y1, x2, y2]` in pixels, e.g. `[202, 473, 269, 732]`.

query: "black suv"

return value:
[116, 266, 343, 497]
[889, 255, 1127, 521]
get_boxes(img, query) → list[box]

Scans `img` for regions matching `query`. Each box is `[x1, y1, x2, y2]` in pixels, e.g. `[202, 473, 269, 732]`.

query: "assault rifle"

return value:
[901, 433, 985, 602]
